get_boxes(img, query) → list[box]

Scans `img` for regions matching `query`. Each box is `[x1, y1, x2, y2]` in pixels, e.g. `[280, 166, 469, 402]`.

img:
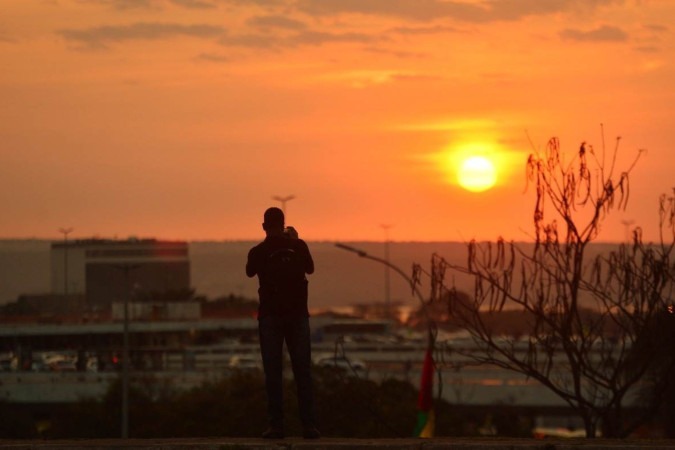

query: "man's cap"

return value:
[263, 207, 285, 227]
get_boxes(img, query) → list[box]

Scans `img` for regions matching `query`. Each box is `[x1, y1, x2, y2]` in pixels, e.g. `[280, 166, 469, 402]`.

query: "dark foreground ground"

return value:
[0, 438, 674, 450]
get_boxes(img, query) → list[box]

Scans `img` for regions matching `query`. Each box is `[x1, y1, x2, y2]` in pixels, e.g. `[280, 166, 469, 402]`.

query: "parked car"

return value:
[43, 354, 77, 372]
[0, 353, 17, 371]
[228, 355, 261, 370]
[50, 359, 77, 372]
[314, 354, 367, 375]
[86, 356, 99, 372]
[31, 360, 48, 372]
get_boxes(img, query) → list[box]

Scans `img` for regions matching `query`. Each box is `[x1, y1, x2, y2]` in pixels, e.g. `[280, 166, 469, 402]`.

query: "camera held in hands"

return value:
[283, 226, 299, 239]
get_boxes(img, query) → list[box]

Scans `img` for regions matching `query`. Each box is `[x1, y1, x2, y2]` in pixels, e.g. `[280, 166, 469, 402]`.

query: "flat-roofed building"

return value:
[50, 238, 190, 310]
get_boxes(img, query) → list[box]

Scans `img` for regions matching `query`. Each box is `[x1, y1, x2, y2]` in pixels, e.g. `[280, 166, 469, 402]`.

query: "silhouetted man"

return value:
[246, 207, 319, 439]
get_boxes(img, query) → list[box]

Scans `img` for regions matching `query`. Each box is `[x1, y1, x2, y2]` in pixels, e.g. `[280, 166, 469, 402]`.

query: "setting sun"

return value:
[457, 156, 497, 192]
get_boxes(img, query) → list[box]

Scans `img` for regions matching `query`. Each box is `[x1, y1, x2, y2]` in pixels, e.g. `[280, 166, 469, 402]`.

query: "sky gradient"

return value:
[1, 0, 673, 242]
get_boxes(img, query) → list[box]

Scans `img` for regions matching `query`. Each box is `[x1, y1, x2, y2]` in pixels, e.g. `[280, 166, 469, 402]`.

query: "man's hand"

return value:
[284, 226, 299, 239]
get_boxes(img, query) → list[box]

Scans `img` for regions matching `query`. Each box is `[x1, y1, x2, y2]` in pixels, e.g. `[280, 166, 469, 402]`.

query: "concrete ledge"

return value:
[0, 438, 674, 450]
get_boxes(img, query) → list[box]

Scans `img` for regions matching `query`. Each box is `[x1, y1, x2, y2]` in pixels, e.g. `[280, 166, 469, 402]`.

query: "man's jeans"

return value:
[258, 315, 315, 429]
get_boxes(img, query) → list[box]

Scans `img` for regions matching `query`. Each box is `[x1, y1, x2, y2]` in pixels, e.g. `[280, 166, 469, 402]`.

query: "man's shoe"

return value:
[262, 427, 285, 439]
[303, 426, 321, 439]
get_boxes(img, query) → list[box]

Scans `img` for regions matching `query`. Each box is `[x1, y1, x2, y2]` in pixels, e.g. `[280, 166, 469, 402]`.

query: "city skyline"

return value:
[1, 1, 673, 243]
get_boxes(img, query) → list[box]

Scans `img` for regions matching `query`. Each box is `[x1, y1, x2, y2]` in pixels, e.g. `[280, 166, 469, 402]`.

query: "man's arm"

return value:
[245, 248, 257, 278]
[300, 240, 315, 275]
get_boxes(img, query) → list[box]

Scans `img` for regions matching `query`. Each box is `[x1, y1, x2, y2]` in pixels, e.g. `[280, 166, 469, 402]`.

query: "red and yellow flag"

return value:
[413, 346, 435, 437]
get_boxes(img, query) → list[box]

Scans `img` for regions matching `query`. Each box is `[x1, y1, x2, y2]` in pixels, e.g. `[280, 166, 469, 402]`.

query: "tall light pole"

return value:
[58, 227, 73, 297]
[621, 219, 635, 243]
[115, 263, 139, 439]
[335, 242, 432, 328]
[380, 224, 393, 319]
[272, 195, 295, 217]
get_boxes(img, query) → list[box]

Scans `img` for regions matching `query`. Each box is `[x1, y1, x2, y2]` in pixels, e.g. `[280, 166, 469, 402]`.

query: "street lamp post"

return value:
[621, 219, 635, 243]
[58, 227, 73, 297]
[115, 263, 139, 439]
[380, 224, 393, 319]
[335, 242, 427, 311]
[335, 242, 436, 342]
[272, 195, 295, 217]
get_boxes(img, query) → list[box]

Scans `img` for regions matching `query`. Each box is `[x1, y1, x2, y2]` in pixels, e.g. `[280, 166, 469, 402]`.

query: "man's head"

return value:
[263, 207, 285, 234]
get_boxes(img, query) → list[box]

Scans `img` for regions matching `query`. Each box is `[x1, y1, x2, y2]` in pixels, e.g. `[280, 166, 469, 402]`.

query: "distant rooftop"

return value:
[51, 238, 188, 248]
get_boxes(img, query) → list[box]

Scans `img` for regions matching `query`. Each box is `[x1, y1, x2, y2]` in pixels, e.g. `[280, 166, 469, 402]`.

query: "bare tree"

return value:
[414, 135, 675, 437]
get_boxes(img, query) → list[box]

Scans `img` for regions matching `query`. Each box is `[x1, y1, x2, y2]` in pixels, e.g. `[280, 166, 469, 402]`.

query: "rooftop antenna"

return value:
[380, 224, 393, 319]
[621, 219, 635, 243]
[58, 227, 74, 297]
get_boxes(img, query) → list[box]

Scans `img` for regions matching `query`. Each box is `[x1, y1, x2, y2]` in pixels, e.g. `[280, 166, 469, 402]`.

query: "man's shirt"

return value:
[246, 235, 314, 318]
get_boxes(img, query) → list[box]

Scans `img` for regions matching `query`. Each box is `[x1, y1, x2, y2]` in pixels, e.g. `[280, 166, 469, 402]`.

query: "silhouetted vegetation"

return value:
[33, 367, 515, 439]
[632, 310, 675, 437]
[0, 402, 38, 438]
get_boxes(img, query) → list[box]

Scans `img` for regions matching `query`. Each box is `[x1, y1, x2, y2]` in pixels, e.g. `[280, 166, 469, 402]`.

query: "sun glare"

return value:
[457, 156, 497, 192]
[433, 137, 517, 193]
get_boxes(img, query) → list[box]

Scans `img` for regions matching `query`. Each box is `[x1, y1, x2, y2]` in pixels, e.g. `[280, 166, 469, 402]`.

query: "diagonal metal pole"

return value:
[335, 243, 430, 323]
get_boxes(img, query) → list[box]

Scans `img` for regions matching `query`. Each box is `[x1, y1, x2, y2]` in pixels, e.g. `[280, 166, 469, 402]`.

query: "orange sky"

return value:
[1, 0, 673, 242]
